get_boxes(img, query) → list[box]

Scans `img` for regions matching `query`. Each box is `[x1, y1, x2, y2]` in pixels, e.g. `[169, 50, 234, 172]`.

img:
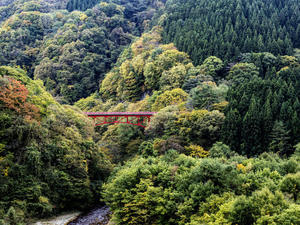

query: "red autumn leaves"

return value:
[0, 77, 39, 120]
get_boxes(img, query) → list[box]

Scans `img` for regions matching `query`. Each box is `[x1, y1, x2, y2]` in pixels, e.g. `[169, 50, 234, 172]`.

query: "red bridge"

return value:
[85, 112, 156, 128]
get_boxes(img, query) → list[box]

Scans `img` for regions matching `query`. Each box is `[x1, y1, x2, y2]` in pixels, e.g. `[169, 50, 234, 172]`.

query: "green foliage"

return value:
[1, 1, 300, 224]
[229, 188, 288, 225]
[159, 63, 188, 91]
[0, 0, 165, 103]
[33, 5, 134, 103]
[240, 52, 278, 76]
[188, 82, 228, 110]
[0, 67, 112, 221]
[145, 49, 191, 91]
[268, 121, 292, 155]
[184, 145, 209, 158]
[227, 63, 260, 85]
[222, 60, 300, 156]
[162, 0, 298, 64]
[67, 0, 165, 33]
[74, 93, 103, 112]
[280, 172, 300, 201]
[209, 142, 235, 158]
[199, 56, 224, 78]
[67, 0, 99, 11]
[151, 88, 188, 111]
[100, 29, 192, 102]
[145, 105, 180, 138]
[174, 110, 225, 148]
[294, 143, 300, 158]
[104, 149, 299, 225]
[139, 141, 157, 157]
[100, 123, 145, 163]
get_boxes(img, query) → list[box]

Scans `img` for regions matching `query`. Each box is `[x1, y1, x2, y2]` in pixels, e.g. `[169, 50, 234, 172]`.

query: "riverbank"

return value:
[31, 212, 81, 225]
[31, 206, 111, 225]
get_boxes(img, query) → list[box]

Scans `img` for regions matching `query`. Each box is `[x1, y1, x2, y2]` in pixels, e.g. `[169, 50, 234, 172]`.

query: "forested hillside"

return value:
[66, 0, 99, 11]
[0, 0, 299, 224]
[0, 0, 16, 7]
[77, 29, 300, 224]
[0, 0, 68, 23]
[162, 0, 300, 64]
[0, 66, 112, 223]
[0, 0, 165, 103]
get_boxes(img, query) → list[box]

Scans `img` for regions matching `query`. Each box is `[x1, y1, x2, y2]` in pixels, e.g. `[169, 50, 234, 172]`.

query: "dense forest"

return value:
[162, 0, 300, 64]
[0, 0, 299, 224]
[0, 0, 164, 103]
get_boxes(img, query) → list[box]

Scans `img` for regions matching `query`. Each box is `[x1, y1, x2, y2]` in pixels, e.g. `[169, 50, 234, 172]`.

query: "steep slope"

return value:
[0, 1, 299, 224]
[162, 0, 300, 64]
[0, 0, 68, 24]
[78, 29, 300, 225]
[79, 28, 300, 159]
[0, 66, 111, 222]
[0, 0, 165, 103]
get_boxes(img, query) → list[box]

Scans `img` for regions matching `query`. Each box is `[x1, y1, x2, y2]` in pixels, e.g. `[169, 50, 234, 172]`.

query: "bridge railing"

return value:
[84, 112, 156, 116]
[84, 112, 157, 128]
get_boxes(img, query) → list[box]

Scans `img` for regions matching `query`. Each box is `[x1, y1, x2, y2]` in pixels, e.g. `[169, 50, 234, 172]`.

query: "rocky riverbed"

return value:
[68, 206, 111, 225]
[32, 212, 81, 225]
[32, 206, 111, 225]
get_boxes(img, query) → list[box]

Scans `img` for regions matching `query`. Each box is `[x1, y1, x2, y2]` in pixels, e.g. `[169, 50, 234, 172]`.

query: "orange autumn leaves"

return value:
[0, 77, 39, 121]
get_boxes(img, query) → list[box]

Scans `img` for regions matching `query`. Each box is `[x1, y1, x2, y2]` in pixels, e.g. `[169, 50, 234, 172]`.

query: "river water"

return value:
[68, 206, 111, 225]
[32, 206, 111, 225]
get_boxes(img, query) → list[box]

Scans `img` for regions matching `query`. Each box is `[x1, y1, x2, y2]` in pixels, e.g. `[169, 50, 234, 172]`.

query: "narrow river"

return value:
[33, 206, 111, 225]
[68, 206, 111, 225]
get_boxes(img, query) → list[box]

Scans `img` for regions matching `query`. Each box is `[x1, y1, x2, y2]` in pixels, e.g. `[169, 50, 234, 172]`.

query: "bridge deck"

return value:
[85, 112, 156, 116]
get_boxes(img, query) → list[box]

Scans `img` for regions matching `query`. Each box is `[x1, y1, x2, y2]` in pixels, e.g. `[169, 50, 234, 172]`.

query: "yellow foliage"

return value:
[24, 47, 39, 56]
[127, 96, 151, 112]
[189, 193, 235, 224]
[56, 12, 64, 19]
[1, 14, 18, 30]
[153, 138, 164, 152]
[39, 196, 50, 204]
[100, 71, 120, 100]
[185, 145, 209, 158]
[212, 101, 229, 111]
[160, 43, 176, 51]
[280, 55, 298, 66]
[23, 20, 32, 26]
[110, 102, 127, 112]
[100, 2, 109, 7]
[120, 60, 132, 76]
[2, 167, 9, 176]
[203, 81, 217, 87]
[80, 13, 88, 21]
[236, 164, 246, 173]
[0, 25, 11, 32]
[279, 66, 290, 72]
[177, 109, 208, 124]
[276, 66, 295, 77]
[131, 54, 146, 75]
[175, 109, 210, 139]
[131, 26, 163, 56]
[152, 88, 188, 111]
[0, 143, 4, 151]
[83, 159, 88, 173]
[160, 63, 187, 91]
[0, 155, 9, 176]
